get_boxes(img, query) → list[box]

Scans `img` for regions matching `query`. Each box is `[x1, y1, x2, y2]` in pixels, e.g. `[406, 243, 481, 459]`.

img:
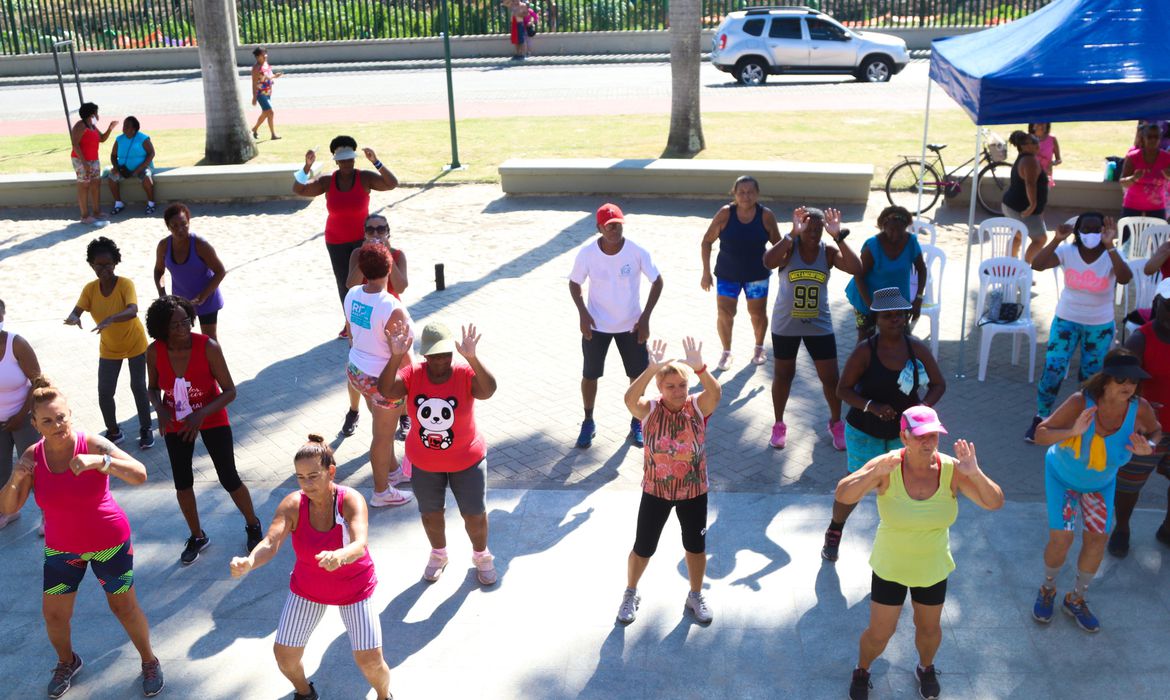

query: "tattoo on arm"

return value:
[91, 435, 116, 456]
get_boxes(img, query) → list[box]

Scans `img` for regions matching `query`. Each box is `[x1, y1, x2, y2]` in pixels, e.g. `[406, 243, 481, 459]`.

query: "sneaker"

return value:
[370, 487, 413, 508]
[821, 527, 842, 562]
[629, 418, 644, 448]
[292, 682, 319, 700]
[341, 408, 359, 437]
[111, 203, 125, 215]
[144, 204, 156, 215]
[751, 345, 768, 365]
[916, 664, 941, 699]
[1157, 523, 1170, 547]
[141, 658, 164, 697]
[245, 521, 263, 553]
[47, 653, 83, 699]
[180, 531, 210, 566]
[1032, 585, 1056, 623]
[1062, 593, 1100, 632]
[769, 421, 787, 449]
[0, 510, 20, 530]
[105, 428, 125, 445]
[849, 667, 872, 700]
[396, 415, 411, 441]
[685, 590, 713, 624]
[1107, 528, 1130, 558]
[80, 216, 96, 225]
[576, 419, 596, 449]
[423, 549, 448, 582]
[828, 419, 846, 451]
[1024, 415, 1042, 443]
[138, 428, 155, 449]
[717, 350, 733, 371]
[473, 551, 498, 586]
[616, 587, 640, 624]
[388, 463, 411, 486]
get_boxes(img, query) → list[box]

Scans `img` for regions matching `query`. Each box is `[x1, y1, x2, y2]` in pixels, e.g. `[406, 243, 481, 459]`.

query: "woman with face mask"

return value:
[1026, 214, 1133, 443]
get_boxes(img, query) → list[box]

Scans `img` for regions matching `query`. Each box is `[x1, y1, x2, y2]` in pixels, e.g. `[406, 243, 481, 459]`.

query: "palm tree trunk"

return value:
[664, 0, 705, 157]
[193, 0, 256, 164]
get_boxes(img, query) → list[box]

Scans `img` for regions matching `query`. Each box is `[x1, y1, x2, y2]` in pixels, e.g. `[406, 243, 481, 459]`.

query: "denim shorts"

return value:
[716, 277, 769, 300]
[256, 93, 273, 111]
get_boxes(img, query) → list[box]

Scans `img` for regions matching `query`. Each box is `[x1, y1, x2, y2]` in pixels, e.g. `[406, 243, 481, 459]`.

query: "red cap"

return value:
[596, 203, 625, 228]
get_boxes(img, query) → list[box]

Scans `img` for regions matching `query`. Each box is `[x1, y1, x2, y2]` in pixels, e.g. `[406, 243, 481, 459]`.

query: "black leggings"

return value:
[633, 492, 708, 558]
[326, 239, 363, 306]
[163, 424, 243, 492]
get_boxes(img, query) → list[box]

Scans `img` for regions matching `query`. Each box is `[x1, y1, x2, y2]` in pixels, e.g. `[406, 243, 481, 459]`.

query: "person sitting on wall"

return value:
[106, 116, 157, 216]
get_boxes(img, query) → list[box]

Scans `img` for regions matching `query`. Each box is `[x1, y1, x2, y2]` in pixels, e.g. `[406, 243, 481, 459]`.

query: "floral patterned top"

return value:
[642, 395, 708, 501]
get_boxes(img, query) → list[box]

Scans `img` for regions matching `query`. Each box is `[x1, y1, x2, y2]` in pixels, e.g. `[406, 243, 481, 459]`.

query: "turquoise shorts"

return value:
[845, 422, 899, 473]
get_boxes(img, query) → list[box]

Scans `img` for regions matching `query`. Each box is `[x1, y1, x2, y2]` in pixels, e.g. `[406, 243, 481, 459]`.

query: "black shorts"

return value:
[582, 331, 648, 380]
[870, 571, 947, 606]
[632, 492, 708, 558]
[198, 311, 219, 326]
[772, 332, 838, 361]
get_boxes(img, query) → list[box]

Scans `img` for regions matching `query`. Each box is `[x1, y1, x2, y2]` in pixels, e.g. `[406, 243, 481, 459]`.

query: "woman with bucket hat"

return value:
[822, 287, 946, 563]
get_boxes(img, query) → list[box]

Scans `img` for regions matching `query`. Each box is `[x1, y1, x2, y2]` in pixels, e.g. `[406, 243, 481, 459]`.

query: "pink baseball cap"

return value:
[900, 405, 948, 436]
[596, 203, 625, 228]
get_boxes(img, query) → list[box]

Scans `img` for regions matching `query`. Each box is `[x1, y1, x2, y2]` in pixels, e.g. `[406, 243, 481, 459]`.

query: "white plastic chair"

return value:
[978, 217, 1027, 260]
[910, 218, 938, 246]
[975, 257, 1036, 382]
[1137, 223, 1170, 259]
[1121, 257, 1160, 318]
[916, 243, 946, 357]
[1118, 216, 1166, 258]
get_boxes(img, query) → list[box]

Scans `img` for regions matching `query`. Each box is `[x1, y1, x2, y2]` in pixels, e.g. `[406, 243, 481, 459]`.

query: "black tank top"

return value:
[1002, 154, 1049, 214]
[845, 335, 922, 440]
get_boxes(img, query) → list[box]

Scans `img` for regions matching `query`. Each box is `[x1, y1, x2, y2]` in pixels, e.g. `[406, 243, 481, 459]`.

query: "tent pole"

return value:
[915, 79, 934, 218]
[955, 126, 983, 379]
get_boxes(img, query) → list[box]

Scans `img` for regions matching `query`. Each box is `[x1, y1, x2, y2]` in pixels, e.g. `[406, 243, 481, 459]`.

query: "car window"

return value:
[806, 18, 848, 42]
[768, 18, 801, 40]
[742, 19, 765, 37]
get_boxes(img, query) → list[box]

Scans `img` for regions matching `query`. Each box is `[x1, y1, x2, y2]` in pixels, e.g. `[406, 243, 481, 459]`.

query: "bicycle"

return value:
[884, 128, 1012, 216]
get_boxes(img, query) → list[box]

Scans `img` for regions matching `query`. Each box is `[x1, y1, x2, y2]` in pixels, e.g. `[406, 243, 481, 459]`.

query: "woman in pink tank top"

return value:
[0, 378, 164, 697]
[229, 435, 391, 700]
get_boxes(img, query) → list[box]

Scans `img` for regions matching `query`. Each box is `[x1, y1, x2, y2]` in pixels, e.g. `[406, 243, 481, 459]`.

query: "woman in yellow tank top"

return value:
[834, 406, 1004, 700]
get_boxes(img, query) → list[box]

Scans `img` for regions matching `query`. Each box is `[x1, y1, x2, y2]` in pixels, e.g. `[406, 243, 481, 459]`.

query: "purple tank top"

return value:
[166, 234, 224, 316]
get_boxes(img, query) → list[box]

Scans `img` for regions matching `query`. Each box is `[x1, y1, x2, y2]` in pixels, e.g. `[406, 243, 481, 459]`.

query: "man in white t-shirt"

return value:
[569, 203, 664, 449]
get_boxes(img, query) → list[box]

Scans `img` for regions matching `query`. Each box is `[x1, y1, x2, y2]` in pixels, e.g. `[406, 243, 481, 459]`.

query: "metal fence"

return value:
[1, 0, 1052, 56]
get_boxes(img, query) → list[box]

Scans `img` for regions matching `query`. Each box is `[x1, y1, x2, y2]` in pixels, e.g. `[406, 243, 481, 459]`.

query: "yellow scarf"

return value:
[1060, 433, 1108, 471]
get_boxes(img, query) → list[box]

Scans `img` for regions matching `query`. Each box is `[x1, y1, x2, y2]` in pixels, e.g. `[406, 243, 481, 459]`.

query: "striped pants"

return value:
[275, 591, 382, 651]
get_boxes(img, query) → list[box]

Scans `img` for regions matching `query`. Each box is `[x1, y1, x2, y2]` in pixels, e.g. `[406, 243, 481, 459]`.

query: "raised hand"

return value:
[791, 207, 809, 235]
[363, 147, 379, 165]
[824, 208, 842, 240]
[384, 320, 412, 356]
[229, 556, 253, 578]
[456, 324, 481, 360]
[1102, 216, 1118, 248]
[303, 149, 316, 171]
[1071, 406, 1097, 436]
[954, 439, 979, 474]
[1126, 432, 1155, 456]
[648, 338, 668, 367]
[681, 336, 704, 371]
[1054, 223, 1074, 242]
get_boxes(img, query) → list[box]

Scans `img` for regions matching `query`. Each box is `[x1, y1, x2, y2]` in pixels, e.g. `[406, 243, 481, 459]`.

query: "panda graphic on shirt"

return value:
[415, 394, 457, 450]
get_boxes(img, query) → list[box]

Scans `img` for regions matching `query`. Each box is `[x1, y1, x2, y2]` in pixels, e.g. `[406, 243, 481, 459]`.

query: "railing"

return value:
[1, 0, 1052, 56]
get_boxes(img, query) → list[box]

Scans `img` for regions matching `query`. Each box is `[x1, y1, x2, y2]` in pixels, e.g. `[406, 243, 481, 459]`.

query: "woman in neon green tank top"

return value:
[834, 406, 1004, 700]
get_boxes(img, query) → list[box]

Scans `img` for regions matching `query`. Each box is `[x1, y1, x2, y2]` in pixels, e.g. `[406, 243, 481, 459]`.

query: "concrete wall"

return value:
[0, 27, 977, 78]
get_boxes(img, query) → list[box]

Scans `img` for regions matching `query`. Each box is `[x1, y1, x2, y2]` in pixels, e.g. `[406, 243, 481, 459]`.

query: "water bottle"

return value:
[1104, 160, 1117, 182]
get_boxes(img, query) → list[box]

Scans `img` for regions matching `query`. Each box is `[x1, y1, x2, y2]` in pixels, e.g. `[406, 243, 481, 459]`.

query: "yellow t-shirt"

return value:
[76, 277, 149, 360]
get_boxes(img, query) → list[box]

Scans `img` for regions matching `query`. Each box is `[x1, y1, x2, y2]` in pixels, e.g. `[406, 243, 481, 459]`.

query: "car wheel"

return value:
[857, 56, 892, 83]
[735, 58, 768, 86]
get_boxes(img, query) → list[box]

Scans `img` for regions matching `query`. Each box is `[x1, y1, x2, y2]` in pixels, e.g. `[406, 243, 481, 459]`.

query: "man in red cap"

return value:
[569, 203, 664, 448]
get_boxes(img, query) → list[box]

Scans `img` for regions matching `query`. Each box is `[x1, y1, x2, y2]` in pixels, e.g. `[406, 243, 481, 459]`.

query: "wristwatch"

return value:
[101, 453, 112, 473]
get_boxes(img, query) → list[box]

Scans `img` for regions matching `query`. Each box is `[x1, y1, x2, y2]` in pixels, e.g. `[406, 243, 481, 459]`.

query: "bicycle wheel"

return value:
[976, 161, 1011, 215]
[885, 160, 942, 214]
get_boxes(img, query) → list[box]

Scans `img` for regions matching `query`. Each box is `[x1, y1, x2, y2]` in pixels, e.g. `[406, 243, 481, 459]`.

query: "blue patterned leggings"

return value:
[1037, 316, 1114, 417]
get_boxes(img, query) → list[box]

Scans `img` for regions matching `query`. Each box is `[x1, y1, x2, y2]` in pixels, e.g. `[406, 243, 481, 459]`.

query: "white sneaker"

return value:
[616, 587, 640, 624]
[370, 487, 413, 508]
[717, 350, 733, 371]
[685, 591, 713, 624]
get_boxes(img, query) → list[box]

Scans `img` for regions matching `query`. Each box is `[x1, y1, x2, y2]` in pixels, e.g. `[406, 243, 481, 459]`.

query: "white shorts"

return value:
[274, 591, 382, 651]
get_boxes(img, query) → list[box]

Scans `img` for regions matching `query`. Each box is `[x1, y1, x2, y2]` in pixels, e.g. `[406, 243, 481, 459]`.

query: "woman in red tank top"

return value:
[292, 135, 399, 339]
[69, 102, 117, 225]
[229, 435, 392, 700]
[144, 295, 263, 566]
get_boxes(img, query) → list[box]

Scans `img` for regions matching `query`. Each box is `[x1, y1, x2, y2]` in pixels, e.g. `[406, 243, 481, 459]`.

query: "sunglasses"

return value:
[1111, 376, 1139, 385]
[364, 225, 389, 234]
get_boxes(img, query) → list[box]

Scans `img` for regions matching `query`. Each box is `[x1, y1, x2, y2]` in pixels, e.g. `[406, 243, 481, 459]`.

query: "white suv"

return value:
[710, 6, 910, 85]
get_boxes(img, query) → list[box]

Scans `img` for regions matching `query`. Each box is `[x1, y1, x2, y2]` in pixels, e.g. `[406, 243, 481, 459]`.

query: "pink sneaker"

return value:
[769, 421, 787, 449]
[472, 551, 498, 586]
[751, 345, 768, 365]
[828, 420, 846, 451]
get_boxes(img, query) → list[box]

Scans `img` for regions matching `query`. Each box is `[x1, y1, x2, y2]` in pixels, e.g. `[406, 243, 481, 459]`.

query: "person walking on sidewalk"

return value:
[154, 203, 226, 341]
[700, 175, 782, 371]
[763, 206, 861, 450]
[106, 116, 157, 216]
[1110, 280, 1170, 557]
[145, 295, 263, 565]
[615, 337, 721, 626]
[1030, 348, 1160, 632]
[823, 288, 946, 562]
[230, 435, 392, 700]
[0, 298, 41, 530]
[250, 47, 283, 141]
[65, 236, 154, 450]
[0, 378, 164, 698]
[344, 243, 413, 509]
[844, 206, 926, 342]
[569, 203, 664, 449]
[836, 407, 1003, 700]
[69, 102, 117, 225]
[293, 137, 399, 340]
[379, 321, 499, 586]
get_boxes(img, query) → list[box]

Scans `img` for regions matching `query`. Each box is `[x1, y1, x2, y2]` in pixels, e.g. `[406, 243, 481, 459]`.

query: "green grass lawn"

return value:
[0, 111, 1134, 184]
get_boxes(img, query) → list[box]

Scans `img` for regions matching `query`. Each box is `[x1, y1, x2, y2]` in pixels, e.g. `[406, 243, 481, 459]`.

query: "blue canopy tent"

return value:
[921, 0, 1170, 374]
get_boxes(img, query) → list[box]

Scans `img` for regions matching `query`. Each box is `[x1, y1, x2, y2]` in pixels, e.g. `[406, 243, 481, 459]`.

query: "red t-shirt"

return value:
[399, 360, 485, 472]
